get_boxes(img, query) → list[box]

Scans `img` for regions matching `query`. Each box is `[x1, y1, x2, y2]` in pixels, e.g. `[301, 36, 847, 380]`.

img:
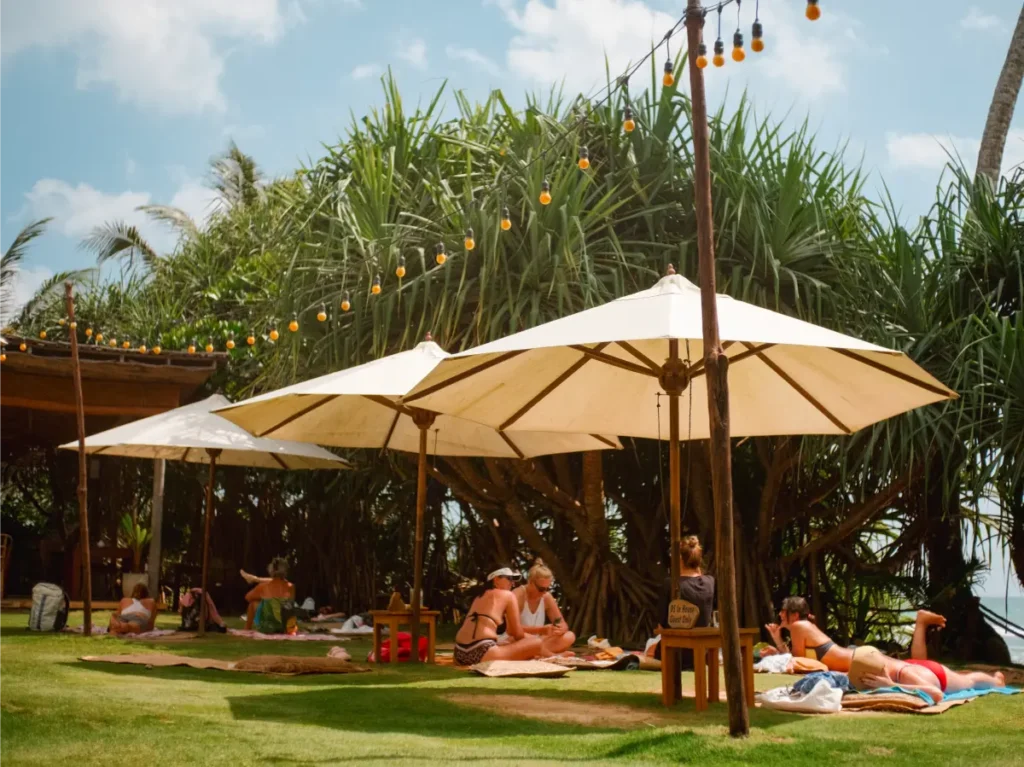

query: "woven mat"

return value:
[842, 692, 964, 715]
[471, 660, 572, 678]
[81, 653, 369, 676]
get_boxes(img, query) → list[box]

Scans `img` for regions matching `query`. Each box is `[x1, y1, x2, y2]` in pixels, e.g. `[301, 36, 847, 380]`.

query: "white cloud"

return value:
[18, 177, 222, 256]
[351, 63, 381, 80]
[0, 0, 291, 114]
[960, 6, 1001, 31]
[398, 38, 428, 70]
[496, 0, 852, 102]
[1, 265, 53, 324]
[445, 45, 502, 77]
[885, 129, 1024, 175]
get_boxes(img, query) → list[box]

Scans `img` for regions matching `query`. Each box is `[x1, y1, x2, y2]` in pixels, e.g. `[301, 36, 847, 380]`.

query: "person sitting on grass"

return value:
[848, 610, 1006, 703]
[511, 558, 576, 657]
[454, 567, 543, 666]
[763, 596, 853, 671]
[244, 556, 296, 632]
[109, 582, 158, 635]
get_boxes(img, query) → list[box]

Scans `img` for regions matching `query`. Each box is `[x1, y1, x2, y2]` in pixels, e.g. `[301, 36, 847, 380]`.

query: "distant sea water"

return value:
[981, 596, 1024, 665]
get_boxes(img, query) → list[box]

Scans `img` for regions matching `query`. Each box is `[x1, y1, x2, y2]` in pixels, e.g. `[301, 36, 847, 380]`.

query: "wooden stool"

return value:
[657, 627, 758, 711]
[370, 609, 439, 665]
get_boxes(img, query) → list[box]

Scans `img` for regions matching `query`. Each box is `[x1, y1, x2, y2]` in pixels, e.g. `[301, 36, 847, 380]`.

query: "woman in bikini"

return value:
[849, 611, 1006, 702]
[765, 596, 854, 671]
[109, 582, 158, 635]
[454, 567, 543, 666]
[511, 559, 576, 656]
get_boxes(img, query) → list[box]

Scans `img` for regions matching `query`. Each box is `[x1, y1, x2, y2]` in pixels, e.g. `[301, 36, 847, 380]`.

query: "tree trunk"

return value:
[976, 4, 1024, 184]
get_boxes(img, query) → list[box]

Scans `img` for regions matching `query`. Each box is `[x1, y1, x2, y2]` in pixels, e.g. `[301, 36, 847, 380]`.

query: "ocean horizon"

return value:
[980, 595, 1024, 665]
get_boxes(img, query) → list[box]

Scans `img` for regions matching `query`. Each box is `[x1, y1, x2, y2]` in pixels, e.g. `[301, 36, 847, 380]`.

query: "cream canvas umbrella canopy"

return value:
[61, 394, 348, 633]
[214, 336, 620, 656]
[404, 269, 957, 597]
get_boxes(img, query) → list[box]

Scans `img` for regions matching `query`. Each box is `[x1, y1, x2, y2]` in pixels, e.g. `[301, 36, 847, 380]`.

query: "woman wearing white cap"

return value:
[453, 567, 543, 666]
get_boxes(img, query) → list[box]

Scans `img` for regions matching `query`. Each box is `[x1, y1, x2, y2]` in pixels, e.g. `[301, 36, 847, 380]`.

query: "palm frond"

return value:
[81, 221, 160, 270]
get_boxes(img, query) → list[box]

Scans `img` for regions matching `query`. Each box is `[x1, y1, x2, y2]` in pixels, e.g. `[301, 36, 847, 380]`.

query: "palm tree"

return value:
[976, 4, 1024, 183]
[1, 218, 51, 318]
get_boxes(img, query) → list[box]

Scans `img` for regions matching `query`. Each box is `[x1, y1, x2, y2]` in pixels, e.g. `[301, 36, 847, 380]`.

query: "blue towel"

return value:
[858, 685, 936, 706]
[942, 686, 1021, 702]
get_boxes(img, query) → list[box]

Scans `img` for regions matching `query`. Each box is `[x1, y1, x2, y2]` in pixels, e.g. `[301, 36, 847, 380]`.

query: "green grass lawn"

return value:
[2, 611, 1022, 766]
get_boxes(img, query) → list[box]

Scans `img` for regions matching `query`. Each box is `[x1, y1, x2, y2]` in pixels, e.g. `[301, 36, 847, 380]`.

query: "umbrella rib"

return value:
[687, 341, 734, 377]
[404, 351, 526, 403]
[590, 434, 620, 449]
[690, 343, 774, 380]
[500, 344, 609, 430]
[362, 394, 411, 415]
[497, 431, 526, 459]
[742, 342, 852, 434]
[832, 348, 954, 398]
[182, 448, 190, 462]
[381, 408, 403, 451]
[269, 453, 289, 470]
[257, 394, 337, 437]
[615, 341, 661, 373]
[568, 345, 656, 377]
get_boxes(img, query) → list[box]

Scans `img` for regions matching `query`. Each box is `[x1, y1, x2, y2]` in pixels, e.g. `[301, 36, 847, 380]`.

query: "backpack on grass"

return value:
[28, 582, 69, 631]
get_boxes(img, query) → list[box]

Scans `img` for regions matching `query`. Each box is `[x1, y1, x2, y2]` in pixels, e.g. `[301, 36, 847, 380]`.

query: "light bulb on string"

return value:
[122, 339, 131, 350]
[713, 39, 725, 67]
[752, 20, 764, 52]
[85, 327, 93, 337]
[269, 326, 280, 341]
[317, 303, 328, 322]
[539, 180, 552, 205]
[205, 337, 214, 353]
[109, 336, 118, 348]
[395, 255, 406, 278]
[578, 146, 590, 170]
[152, 343, 162, 355]
[69, 320, 77, 329]
[732, 32, 745, 62]
[247, 330, 256, 346]
[341, 291, 351, 312]
[138, 341, 147, 354]
[806, 0, 820, 21]
[663, 59, 675, 88]
[371, 274, 382, 295]
[500, 206, 512, 231]
[225, 333, 236, 350]
[435, 241, 447, 265]
[39, 329, 47, 340]
[58, 317, 66, 326]
[623, 105, 635, 133]
[19, 342, 27, 352]
[188, 338, 197, 355]
[464, 228, 475, 251]
[95, 332, 103, 343]
[289, 315, 299, 332]
[696, 41, 708, 69]
[0, 353, 5, 363]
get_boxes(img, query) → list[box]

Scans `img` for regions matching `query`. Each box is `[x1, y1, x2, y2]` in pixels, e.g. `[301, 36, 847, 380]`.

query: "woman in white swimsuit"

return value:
[109, 582, 158, 634]
[454, 568, 542, 665]
[512, 559, 575, 656]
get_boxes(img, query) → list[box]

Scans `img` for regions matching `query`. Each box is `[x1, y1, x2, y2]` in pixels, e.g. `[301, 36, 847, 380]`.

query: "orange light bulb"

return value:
[288, 318, 299, 333]
[317, 304, 327, 322]
[464, 228, 475, 250]
[123, 340, 131, 349]
[247, 333, 256, 346]
[500, 206, 512, 231]
[188, 342, 196, 354]
[19, 342, 27, 352]
[95, 333, 103, 343]
[152, 345, 161, 355]
[341, 291, 351, 312]
[371, 275, 381, 295]
[623, 106, 635, 133]
[696, 42, 708, 69]
[269, 328, 279, 341]
[539, 180, 552, 205]
[395, 256, 406, 278]
[663, 60, 675, 87]
[85, 327, 93, 337]
[578, 146, 590, 170]
[806, 1, 820, 21]
[205, 339, 214, 353]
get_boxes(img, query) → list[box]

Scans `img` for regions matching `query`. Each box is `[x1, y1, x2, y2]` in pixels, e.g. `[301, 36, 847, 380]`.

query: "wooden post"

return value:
[686, 1, 749, 736]
[64, 282, 92, 636]
[199, 448, 221, 636]
[409, 409, 436, 663]
[668, 341, 682, 600]
[147, 458, 166, 597]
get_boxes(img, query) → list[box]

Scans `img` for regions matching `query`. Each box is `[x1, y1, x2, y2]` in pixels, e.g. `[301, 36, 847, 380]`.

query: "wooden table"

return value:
[656, 627, 759, 711]
[370, 609, 439, 665]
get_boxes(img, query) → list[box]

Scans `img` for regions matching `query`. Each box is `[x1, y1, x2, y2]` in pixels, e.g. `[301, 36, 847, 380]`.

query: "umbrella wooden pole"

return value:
[686, 0, 748, 736]
[668, 341, 681, 601]
[65, 282, 92, 636]
[199, 448, 221, 637]
[410, 410, 436, 663]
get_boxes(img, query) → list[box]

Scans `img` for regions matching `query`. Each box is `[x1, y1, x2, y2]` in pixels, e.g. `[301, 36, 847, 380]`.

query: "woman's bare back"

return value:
[456, 591, 511, 644]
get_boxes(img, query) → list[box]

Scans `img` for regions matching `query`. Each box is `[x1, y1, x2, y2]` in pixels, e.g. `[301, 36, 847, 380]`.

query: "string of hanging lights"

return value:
[5, 0, 822, 362]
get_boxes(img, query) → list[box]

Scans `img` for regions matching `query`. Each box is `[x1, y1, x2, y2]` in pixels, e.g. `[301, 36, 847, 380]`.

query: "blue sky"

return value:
[1, 0, 1021, 593]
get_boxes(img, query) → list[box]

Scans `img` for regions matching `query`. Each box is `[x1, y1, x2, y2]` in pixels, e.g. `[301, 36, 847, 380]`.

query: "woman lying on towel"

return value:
[848, 611, 1006, 702]
[109, 583, 158, 635]
[511, 559, 576, 656]
[764, 596, 854, 671]
[454, 567, 542, 665]
[244, 556, 295, 631]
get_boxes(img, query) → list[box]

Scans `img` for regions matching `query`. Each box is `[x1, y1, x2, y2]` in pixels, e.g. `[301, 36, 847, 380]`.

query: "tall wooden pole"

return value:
[199, 448, 221, 637]
[147, 458, 166, 597]
[668, 340, 682, 600]
[686, 1, 749, 736]
[409, 409, 436, 663]
[65, 282, 92, 636]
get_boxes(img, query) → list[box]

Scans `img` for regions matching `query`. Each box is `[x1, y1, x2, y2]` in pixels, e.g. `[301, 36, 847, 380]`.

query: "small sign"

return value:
[668, 599, 700, 629]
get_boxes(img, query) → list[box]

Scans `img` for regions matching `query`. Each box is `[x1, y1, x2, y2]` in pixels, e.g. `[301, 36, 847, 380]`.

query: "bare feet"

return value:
[240, 569, 259, 585]
[995, 671, 1006, 686]
[917, 609, 946, 628]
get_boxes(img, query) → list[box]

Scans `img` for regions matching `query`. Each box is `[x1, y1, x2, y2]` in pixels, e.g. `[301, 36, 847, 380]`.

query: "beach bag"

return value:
[368, 632, 428, 662]
[29, 582, 69, 631]
[254, 598, 300, 634]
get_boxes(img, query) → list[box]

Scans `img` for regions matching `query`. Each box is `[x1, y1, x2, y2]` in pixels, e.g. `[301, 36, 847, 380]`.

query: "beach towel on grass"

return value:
[228, 628, 344, 642]
[842, 685, 1020, 715]
[64, 626, 189, 640]
[471, 660, 573, 678]
[80, 653, 369, 675]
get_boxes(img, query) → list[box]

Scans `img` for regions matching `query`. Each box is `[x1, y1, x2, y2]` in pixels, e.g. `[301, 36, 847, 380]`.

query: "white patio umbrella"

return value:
[60, 394, 348, 633]
[404, 269, 957, 595]
[214, 335, 620, 655]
